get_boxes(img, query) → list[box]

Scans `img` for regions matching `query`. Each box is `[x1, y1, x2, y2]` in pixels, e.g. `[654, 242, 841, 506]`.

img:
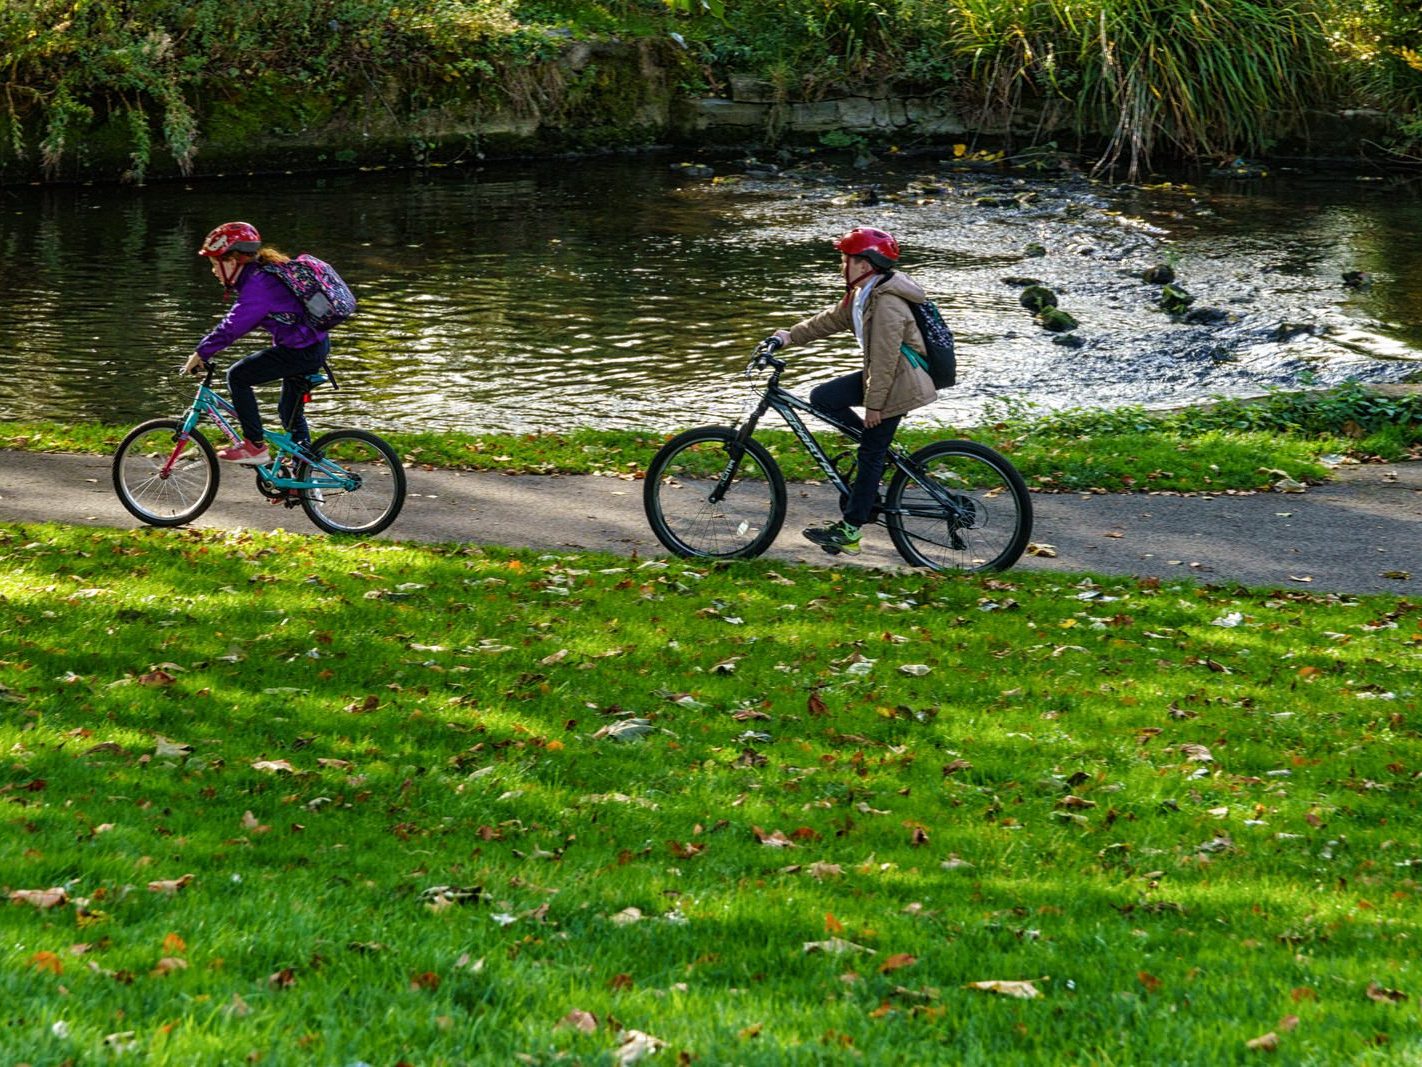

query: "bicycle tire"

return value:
[644, 427, 787, 559]
[884, 440, 1032, 572]
[112, 419, 220, 527]
[297, 429, 407, 536]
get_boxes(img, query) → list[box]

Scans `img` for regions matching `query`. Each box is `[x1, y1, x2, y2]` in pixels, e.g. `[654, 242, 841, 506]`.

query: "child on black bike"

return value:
[771, 226, 939, 555]
[181, 221, 330, 468]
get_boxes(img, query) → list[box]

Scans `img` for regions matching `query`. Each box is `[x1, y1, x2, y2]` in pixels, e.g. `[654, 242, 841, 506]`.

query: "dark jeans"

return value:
[226, 338, 330, 448]
[810, 371, 902, 527]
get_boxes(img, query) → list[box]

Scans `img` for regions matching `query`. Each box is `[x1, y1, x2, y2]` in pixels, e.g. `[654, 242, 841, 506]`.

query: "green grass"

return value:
[2, 523, 1420, 1063]
[6, 383, 1418, 494]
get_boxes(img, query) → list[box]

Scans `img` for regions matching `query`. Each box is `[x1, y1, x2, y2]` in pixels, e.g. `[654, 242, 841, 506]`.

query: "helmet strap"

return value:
[216, 255, 246, 289]
[840, 261, 878, 303]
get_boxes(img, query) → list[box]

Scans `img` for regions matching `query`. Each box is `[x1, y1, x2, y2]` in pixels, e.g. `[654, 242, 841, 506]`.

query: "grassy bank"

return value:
[2, 522, 1420, 1063]
[3, 384, 1418, 494]
[3, 1, 1419, 183]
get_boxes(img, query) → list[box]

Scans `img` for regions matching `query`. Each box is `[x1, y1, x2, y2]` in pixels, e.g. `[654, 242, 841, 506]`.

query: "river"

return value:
[1, 154, 1418, 434]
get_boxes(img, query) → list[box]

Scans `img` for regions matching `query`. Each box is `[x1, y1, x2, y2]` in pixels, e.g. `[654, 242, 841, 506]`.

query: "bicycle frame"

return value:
[163, 371, 360, 493]
[725, 353, 963, 524]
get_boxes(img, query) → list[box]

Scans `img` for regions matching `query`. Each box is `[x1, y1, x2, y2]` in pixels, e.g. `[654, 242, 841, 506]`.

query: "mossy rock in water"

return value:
[1020, 285, 1058, 312]
[671, 162, 714, 179]
[1052, 333, 1086, 348]
[1023, 243, 1047, 258]
[1142, 263, 1175, 284]
[1035, 307, 1079, 332]
[1183, 306, 1233, 325]
[1158, 284, 1194, 313]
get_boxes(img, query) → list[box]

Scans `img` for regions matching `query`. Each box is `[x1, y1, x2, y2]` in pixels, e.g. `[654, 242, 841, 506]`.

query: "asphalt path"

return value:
[1, 449, 1419, 596]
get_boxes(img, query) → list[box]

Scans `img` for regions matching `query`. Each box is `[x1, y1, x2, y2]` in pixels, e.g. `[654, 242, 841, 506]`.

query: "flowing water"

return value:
[1, 155, 1418, 434]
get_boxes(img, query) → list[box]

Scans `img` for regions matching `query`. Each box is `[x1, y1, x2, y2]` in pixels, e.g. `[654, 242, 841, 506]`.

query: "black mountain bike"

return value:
[643, 341, 1032, 572]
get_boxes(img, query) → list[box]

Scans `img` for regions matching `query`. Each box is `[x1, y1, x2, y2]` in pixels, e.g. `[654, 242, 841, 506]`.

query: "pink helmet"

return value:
[199, 221, 262, 258]
[833, 226, 900, 270]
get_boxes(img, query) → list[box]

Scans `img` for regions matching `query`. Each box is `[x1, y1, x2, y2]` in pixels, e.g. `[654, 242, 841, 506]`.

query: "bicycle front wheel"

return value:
[297, 429, 407, 536]
[112, 419, 219, 527]
[644, 427, 787, 559]
[885, 440, 1032, 572]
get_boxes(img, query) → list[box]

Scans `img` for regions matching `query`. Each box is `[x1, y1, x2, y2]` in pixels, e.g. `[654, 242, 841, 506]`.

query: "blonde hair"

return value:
[255, 247, 290, 265]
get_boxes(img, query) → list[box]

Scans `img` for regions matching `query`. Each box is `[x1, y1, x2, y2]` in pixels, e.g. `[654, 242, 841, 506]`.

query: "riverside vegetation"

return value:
[2, 386, 1421, 1061]
[2, 0, 1420, 183]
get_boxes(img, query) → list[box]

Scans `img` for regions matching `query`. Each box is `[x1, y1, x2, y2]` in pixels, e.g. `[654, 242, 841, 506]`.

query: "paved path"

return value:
[1, 450, 1419, 596]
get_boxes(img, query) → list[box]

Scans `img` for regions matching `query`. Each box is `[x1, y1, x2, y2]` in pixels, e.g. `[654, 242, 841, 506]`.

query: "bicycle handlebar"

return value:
[746, 337, 786, 376]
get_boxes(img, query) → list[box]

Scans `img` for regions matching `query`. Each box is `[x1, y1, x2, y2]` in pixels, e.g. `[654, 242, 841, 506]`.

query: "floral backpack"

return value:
[262, 254, 356, 331]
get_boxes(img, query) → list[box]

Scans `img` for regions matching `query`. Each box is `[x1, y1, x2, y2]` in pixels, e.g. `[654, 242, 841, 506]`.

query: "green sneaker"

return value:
[802, 519, 862, 555]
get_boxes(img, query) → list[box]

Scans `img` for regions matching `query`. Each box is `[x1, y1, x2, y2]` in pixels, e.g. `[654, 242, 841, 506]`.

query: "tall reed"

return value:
[944, 0, 1337, 177]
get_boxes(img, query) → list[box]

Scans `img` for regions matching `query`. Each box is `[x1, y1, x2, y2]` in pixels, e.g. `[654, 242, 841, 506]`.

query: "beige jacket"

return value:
[786, 271, 939, 419]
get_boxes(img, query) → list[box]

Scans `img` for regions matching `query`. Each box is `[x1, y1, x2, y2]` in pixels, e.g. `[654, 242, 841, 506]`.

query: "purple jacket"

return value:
[196, 262, 327, 359]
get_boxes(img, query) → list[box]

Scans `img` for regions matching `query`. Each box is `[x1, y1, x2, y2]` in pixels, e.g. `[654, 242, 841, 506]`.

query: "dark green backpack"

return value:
[900, 300, 956, 389]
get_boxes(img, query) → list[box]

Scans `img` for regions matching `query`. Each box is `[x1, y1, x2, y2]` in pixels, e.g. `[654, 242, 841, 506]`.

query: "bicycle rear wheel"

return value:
[644, 427, 787, 559]
[885, 440, 1032, 572]
[297, 429, 406, 536]
[112, 419, 219, 526]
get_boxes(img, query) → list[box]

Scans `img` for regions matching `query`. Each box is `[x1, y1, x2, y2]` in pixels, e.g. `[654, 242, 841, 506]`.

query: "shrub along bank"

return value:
[2, 0, 1420, 184]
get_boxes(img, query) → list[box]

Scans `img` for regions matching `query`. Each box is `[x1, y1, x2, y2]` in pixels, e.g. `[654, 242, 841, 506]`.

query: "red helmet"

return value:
[833, 226, 900, 270]
[199, 221, 261, 258]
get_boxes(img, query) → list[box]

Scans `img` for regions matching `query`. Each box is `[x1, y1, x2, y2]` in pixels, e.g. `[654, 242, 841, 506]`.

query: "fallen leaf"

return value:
[1365, 981, 1408, 1004]
[556, 1010, 598, 1034]
[615, 1030, 666, 1065]
[147, 874, 195, 895]
[1246, 1031, 1279, 1051]
[10, 887, 68, 910]
[965, 978, 1043, 999]
[251, 759, 296, 774]
[593, 718, 653, 742]
[151, 956, 188, 977]
[1027, 542, 1057, 558]
[879, 953, 917, 974]
[804, 938, 874, 955]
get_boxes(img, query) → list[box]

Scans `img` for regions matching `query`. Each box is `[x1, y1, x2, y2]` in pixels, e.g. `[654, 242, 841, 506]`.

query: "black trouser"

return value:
[809, 371, 902, 527]
[226, 338, 330, 448]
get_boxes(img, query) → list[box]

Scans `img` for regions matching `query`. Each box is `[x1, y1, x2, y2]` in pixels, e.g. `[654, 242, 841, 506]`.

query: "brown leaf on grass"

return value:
[29, 950, 63, 974]
[879, 953, 917, 974]
[614, 1029, 666, 1065]
[147, 874, 195, 895]
[1365, 981, 1408, 1003]
[269, 967, 298, 988]
[808, 862, 844, 881]
[557, 1009, 599, 1033]
[150, 956, 188, 977]
[752, 826, 795, 848]
[1278, 1015, 1300, 1032]
[1057, 795, 1097, 809]
[153, 736, 193, 759]
[410, 971, 441, 991]
[10, 887, 68, 910]
[1138, 971, 1162, 993]
[344, 695, 381, 714]
[807, 691, 829, 717]
[137, 669, 177, 687]
[608, 973, 634, 991]
[317, 757, 353, 770]
[966, 978, 1044, 999]
[251, 759, 295, 774]
[162, 932, 187, 955]
[804, 938, 874, 956]
[241, 811, 271, 834]
[1245, 1031, 1278, 1051]
[942, 758, 973, 776]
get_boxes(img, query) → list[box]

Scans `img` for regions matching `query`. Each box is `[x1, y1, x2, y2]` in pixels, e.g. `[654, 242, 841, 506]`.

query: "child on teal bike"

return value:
[182, 221, 330, 468]
[771, 226, 940, 555]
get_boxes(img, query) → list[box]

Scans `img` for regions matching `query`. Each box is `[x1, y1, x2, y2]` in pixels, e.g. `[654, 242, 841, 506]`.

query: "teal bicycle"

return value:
[112, 366, 406, 536]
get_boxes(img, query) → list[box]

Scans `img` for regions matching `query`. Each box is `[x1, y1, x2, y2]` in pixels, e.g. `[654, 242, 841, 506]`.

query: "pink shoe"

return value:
[217, 439, 270, 465]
